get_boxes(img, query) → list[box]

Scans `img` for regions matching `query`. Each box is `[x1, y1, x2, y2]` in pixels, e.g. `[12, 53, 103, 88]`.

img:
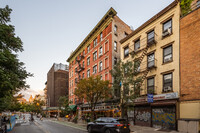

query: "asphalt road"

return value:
[10, 115, 87, 133]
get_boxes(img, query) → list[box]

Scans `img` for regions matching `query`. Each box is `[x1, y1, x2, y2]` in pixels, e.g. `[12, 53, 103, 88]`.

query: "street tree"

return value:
[74, 75, 111, 121]
[110, 60, 142, 118]
[0, 6, 32, 112]
[58, 96, 72, 116]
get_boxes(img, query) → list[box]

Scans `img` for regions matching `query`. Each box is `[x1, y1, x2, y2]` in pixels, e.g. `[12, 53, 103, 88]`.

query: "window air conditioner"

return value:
[162, 28, 172, 37]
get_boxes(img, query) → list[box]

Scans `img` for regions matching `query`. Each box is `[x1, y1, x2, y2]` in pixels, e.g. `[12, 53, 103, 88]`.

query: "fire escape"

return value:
[130, 34, 157, 95]
[75, 53, 85, 104]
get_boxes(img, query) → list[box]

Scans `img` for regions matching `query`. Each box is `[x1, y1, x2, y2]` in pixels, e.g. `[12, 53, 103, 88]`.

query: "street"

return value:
[10, 115, 87, 133]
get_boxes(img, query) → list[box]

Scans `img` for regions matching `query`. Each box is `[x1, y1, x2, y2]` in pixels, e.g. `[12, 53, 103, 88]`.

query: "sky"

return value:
[1, 0, 174, 99]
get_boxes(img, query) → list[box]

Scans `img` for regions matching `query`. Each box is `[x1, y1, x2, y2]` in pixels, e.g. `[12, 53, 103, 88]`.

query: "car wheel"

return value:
[105, 129, 111, 133]
[88, 126, 92, 133]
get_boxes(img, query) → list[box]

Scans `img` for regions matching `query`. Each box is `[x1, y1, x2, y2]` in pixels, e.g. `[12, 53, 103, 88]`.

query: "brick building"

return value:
[120, 1, 180, 130]
[179, 1, 200, 132]
[47, 63, 69, 107]
[67, 8, 132, 116]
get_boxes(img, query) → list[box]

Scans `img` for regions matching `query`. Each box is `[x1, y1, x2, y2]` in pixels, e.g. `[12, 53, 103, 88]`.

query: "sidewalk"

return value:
[49, 118, 183, 133]
[130, 125, 183, 133]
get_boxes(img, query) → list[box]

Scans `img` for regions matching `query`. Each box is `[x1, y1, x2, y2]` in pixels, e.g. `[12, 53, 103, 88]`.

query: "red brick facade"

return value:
[68, 8, 132, 105]
[180, 7, 200, 101]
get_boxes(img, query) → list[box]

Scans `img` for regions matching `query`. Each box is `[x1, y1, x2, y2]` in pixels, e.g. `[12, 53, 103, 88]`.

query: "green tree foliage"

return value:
[180, 0, 195, 16]
[74, 76, 111, 121]
[110, 60, 142, 118]
[58, 96, 72, 116]
[0, 5, 32, 111]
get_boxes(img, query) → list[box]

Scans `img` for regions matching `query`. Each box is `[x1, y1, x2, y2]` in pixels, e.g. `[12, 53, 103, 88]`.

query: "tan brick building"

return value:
[67, 8, 132, 116]
[120, 1, 180, 130]
[179, 1, 200, 132]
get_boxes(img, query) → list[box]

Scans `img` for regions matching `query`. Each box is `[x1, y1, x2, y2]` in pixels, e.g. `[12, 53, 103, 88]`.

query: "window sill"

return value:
[162, 32, 173, 40]
[162, 60, 173, 65]
[162, 90, 174, 94]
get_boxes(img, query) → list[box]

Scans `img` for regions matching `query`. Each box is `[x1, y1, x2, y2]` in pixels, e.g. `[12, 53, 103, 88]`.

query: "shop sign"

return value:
[134, 92, 178, 103]
[134, 97, 146, 103]
[153, 92, 178, 101]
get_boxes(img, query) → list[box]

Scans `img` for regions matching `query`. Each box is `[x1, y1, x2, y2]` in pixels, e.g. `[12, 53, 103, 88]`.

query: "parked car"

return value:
[87, 117, 130, 133]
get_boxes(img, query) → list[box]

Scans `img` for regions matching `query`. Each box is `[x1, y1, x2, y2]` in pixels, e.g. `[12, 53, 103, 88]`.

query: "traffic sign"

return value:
[147, 94, 153, 103]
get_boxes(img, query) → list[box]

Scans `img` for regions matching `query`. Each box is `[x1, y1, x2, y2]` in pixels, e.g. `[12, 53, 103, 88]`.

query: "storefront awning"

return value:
[69, 105, 77, 111]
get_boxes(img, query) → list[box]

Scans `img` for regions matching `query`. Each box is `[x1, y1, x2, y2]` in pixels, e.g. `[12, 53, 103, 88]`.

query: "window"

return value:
[93, 38, 97, 47]
[75, 67, 77, 74]
[82, 73, 84, 79]
[147, 53, 155, 68]
[147, 77, 154, 94]
[147, 30, 155, 43]
[114, 41, 117, 52]
[72, 80, 73, 86]
[93, 51, 97, 61]
[134, 60, 140, 72]
[75, 78, 78, 84]
[163, 45, 172, 63]
[163, 19, 172, 35]
[72, 70, 73, 77]
[99, 61, 102, 72]
[163, 73, 172, 92]
[99, 47, 103, 56]
[100, 32, 103, 41]
[114, 25, 117, 35]
[197, 0, 200, 7]
[87, 45, 90, 53]
[124, 46, 129, 58]
[114, 57, 117, 65]
[83, 50, 85, 56]
[75, 57, 77, 64]
[93, 65, 97, 74]
[82, 61, 85, 68]
[87, 57, 90, 66]
[124, 32, 128, 37]
[100, 75, 102, 80]
[87, 69, 90, 77]
[134, 39, 140, 51]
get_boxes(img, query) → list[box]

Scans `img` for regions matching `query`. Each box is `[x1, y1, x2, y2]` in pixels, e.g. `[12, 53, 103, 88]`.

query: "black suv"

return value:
[87, 117, 130, 133]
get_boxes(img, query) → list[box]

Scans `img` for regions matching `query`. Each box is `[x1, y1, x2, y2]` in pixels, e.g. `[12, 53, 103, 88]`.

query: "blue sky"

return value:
[1, 0, 174, 99]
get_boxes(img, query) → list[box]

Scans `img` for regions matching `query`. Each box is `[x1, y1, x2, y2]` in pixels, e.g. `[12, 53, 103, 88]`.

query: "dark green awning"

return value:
[69, 105, 77, 111]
